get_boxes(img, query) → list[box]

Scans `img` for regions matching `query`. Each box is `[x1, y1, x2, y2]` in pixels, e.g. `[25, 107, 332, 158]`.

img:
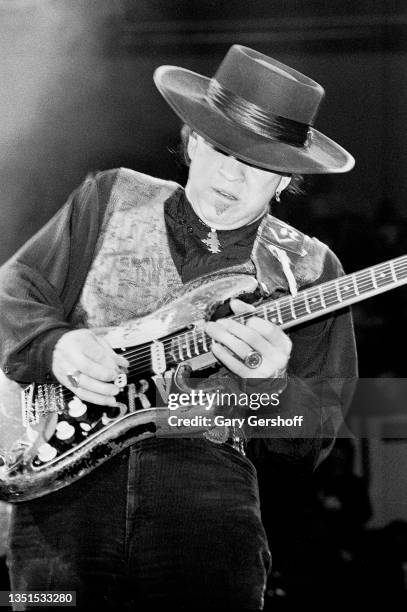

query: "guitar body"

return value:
[2, 250, 407, 502]
[0, 274, 258, 503]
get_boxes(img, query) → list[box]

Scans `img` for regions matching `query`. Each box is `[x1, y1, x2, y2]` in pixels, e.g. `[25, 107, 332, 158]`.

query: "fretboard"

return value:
[162, 254, 407, 365]
[255, 253, 407, 330]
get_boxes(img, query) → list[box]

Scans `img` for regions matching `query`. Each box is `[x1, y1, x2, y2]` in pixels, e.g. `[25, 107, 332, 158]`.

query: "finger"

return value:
[229, 298, 256, 315]
[211, 341, 248, 378]
[55, 349, 119, 382]
[97, 336, 129, 369]
[68, 387, 119, 408]
[70, 372, 120, 398]
[205, 321, 251, 359]
[213, 318, 272, 356]
[82, 336, 123, 373]
[246, 318, 292, 354]
[68, 356, 119, 383]
[116, 353, 129, 369]
[53, 363, 119, 407]
[212, 339, 288, 379]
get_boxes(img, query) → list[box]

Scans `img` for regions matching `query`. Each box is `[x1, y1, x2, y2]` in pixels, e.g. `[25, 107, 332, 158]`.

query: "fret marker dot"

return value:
[380, 273, 385, 278]
[271, 318, 277, 323]
[344, 285, 350, 291]
[37, 443, 58, 463]
[311, 298, 317, 303]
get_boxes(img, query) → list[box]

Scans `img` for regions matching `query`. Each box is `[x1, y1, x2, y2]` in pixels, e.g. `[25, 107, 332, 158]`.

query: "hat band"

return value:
[206, 79, 310, 147]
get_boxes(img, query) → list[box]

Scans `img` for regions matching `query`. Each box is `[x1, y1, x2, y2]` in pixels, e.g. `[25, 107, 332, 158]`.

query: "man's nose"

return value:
[218, 155, 244, 180]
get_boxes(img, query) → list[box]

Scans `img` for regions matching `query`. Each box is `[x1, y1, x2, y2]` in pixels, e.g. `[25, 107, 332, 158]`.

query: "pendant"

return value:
[201, 228, 221, 254]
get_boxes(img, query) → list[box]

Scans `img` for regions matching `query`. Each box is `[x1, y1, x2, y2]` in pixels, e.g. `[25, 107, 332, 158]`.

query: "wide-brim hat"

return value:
[154, 45, 355, 174]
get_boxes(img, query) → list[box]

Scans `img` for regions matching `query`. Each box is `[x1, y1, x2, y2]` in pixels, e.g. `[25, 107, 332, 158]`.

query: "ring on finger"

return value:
[67, 370, 81, 388]
[243, 350, 263, 369]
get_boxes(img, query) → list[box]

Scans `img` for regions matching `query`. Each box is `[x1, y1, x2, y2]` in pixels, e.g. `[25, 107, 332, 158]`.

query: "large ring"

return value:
[67, 370, 81, 388]
[244, 350, 263, 369]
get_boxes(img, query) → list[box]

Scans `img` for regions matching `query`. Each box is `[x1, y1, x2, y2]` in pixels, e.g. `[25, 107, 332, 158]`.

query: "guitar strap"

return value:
[251, 213, 329, 299]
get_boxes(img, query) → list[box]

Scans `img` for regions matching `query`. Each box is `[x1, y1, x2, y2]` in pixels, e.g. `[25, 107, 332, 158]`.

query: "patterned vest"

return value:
[72, 168, 329, 329]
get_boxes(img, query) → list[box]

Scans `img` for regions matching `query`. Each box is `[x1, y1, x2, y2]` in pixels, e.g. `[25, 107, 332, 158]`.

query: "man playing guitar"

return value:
[0, 45, 357, 609]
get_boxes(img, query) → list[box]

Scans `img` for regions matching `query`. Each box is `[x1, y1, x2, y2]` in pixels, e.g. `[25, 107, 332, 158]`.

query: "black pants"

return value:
[8, 438, 270, 610]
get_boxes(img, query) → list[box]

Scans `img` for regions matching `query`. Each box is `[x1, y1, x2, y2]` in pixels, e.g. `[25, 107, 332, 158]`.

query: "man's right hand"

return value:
[52, 329, 129, 406]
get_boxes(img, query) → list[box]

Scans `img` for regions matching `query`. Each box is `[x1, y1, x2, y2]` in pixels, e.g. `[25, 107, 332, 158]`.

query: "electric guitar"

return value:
[0, 255, 406, 502]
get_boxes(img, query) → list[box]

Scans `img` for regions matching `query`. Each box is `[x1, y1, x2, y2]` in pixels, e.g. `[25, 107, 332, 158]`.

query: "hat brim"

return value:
[154, 65, 355, 174]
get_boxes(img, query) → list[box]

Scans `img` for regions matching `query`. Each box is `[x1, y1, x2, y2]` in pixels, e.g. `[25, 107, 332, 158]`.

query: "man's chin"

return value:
[214, 201, 232, 216]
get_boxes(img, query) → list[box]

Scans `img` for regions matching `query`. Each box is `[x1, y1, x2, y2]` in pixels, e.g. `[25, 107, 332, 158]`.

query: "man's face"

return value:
[185, 134, 287, 230]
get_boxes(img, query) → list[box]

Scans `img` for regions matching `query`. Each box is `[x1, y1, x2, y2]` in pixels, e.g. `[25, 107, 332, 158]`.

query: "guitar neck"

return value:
[122, 254, 407, 369]
[249, 254, 407, 330]
[25, 255, 407, 420]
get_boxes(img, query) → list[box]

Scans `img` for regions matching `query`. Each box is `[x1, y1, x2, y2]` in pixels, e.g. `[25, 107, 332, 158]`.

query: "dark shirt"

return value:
[164, 187, 262, 283]
[0, 168, 357, 469]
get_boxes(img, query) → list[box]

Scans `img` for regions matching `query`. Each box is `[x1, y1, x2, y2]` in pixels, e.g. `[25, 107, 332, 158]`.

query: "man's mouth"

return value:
[213, 188, 238, 201]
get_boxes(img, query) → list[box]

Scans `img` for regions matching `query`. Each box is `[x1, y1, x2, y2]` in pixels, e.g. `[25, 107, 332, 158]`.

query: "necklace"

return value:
[183, 187, 222, 254]
[195, 215, 222, 254]
[201, 228, 221, 254]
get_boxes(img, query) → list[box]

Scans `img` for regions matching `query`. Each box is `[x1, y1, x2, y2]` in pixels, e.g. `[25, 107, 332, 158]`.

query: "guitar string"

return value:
[120, 261, 407, 369]
[53, 261, 407, 400]
[104, 266, 407, 383]
[94, 261, 407, 377]
[42, 259, 407, 444]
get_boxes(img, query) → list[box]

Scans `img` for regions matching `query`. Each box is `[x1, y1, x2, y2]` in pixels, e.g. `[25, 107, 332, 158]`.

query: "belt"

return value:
[203, 425, 246, 456]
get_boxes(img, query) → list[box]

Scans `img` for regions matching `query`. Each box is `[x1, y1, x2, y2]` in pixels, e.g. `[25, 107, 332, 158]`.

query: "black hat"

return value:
[154, 45, 355, 174]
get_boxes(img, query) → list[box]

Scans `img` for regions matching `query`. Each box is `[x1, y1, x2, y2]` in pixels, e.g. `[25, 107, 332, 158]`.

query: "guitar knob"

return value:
[55, 421, 76, 442]
[68, 397, 87, 418]
[36, 443, 58, 463]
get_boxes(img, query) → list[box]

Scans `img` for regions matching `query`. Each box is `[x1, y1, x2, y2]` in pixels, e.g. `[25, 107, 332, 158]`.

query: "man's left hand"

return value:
[205, 298, 292, 379]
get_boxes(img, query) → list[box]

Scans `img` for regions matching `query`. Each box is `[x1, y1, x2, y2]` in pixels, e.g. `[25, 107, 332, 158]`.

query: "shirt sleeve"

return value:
[0, 171, 116, 383]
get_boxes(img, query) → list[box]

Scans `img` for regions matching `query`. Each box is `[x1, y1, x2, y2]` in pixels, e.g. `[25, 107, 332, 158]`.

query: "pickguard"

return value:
[0, 273, 258, 501]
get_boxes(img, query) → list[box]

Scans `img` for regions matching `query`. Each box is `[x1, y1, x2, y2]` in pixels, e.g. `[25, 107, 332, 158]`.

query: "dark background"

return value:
[1, 0, 407, 262]
[0, 0, 407, 607]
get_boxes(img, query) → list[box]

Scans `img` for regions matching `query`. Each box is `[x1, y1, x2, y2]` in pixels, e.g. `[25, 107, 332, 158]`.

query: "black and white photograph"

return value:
[0, 1, 406, 610]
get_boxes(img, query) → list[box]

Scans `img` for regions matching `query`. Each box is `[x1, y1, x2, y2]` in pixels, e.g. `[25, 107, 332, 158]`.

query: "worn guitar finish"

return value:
[1, 255, 407, 502]
[0, 275, 257, 502]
